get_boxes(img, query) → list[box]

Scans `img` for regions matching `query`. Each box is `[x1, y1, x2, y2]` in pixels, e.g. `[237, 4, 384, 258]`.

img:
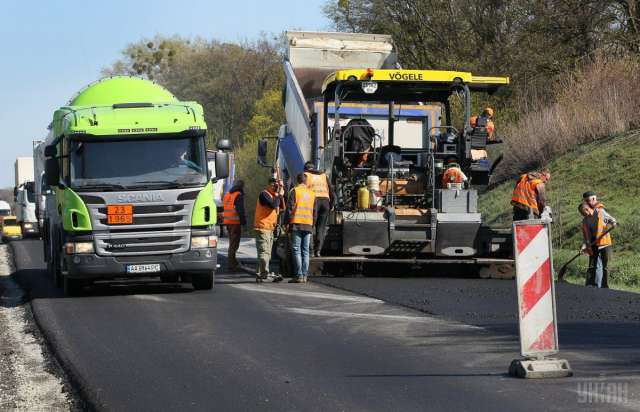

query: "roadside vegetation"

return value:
[480, 131, 640, 290]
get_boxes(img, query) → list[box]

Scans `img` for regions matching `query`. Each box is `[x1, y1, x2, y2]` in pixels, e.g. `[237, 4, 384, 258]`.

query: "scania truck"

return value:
[43, 76, 230, 296]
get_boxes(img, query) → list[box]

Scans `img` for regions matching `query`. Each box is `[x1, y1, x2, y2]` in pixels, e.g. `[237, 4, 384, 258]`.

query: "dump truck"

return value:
[42, 76, 231, 295]
[259, 31, 513, 274]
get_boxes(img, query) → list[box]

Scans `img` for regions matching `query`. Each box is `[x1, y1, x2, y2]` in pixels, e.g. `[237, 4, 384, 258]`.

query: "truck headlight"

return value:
[64, 242, 94, 254]
[191, 235, 217, 249]
[23, 223, 33, 229]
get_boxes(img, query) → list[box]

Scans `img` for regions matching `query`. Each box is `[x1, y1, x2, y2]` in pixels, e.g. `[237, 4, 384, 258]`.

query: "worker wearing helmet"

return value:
[470, 107, 496, 140]
[441, 157, 468, 188]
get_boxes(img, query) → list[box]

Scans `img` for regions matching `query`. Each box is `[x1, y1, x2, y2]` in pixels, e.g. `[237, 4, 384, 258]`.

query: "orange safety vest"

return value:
[304, 171, 330, 199]
[582, 203, 612, 255]
[289, 185, 315, 226]
[470, 115, 495, 138]
[254, 188, 279, 231]
[511, 174, 543, 214]
[441, 167, 466, 186]
[223, 191, 241, 225]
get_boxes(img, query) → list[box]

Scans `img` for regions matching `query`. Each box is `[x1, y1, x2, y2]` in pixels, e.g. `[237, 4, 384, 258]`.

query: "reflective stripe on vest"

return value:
[254, 189, 279, 231]
[290, 185, 315, 226]
[304, 172, 330, 199]
[582, 203, 612, 255]
[223, 191, 241, 224]
[511, 175, 542, 213]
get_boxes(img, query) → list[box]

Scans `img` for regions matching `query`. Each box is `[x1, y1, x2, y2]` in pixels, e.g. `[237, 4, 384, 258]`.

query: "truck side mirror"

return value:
[44, 145, 57, 157]
[45, 158, 60, 186]
[213, 152, 229, 180]
[257, 139, 268, 167]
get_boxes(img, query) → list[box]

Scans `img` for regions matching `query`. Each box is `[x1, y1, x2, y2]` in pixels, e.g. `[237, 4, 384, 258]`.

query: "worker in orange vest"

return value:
[581, 191, 617, 288]
[223, 180, 246, 272]
[253, 177, 285, 282]
[303, 161, 334, 257]
[511, 168, 550, 221]
[441, 157, 468, 188]
[286, 173, 315, 283]
[470, 107, 496, 140]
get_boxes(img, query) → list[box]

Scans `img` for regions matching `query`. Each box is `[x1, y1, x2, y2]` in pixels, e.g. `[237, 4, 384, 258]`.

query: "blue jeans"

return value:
[290, 230, 311, 277]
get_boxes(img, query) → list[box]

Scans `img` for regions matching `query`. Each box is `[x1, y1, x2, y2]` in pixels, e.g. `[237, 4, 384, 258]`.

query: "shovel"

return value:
[557, 225, 616, 281]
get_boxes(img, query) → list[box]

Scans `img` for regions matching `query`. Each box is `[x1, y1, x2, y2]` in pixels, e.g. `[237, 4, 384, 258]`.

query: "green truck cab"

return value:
[42, 76, 230, 296]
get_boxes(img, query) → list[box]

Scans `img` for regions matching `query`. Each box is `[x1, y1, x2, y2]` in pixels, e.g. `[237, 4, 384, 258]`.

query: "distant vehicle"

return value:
[42, 76, 231, 296]
[14, 181, 38, 237]
[0, 201, 11, 217]
[1, 216, 22, 242]
[15, 157, 34, 187]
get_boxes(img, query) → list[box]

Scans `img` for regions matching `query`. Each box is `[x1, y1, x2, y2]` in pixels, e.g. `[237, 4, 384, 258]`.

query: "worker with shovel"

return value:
[581, 192, 617, 288]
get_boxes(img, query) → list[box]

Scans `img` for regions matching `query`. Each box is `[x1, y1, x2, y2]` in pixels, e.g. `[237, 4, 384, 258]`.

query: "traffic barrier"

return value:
[509, 220, 572, 378]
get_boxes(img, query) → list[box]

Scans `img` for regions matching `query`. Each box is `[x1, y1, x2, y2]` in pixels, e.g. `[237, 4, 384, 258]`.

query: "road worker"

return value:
[470, 107, 496, 140]
[511, 168, 550, 221]
[286, 173, 315, 283]
[253, 177, 285, 282]
[581, 192, 617, 288]
[223, 180, 246, 272]
[303, 161, 335, 257]
[441, 157, 468, 188]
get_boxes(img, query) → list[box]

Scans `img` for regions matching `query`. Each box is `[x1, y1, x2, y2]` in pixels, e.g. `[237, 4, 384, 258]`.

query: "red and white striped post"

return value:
[509, 220, 572, 378]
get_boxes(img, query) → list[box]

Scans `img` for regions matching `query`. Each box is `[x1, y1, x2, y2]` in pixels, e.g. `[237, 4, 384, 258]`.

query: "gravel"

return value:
[0, 244, 74, 411]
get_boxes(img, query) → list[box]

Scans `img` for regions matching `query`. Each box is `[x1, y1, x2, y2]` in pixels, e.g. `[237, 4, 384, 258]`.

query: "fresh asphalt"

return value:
[9, 239, 640, 411]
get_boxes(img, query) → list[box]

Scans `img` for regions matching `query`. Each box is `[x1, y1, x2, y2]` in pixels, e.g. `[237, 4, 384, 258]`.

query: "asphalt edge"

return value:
[8, 241, 96, 412]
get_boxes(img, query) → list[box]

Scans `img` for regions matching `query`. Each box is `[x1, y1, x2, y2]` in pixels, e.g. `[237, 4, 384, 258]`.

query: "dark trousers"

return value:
[313, 198, 331, 254]
[513, 206, 532, 221]
[587, 246, 611, 288]
[227, 224, 241, 269]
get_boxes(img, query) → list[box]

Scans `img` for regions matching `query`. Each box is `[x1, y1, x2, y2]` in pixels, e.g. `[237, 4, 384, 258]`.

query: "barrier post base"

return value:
[509, 358, 573, 379]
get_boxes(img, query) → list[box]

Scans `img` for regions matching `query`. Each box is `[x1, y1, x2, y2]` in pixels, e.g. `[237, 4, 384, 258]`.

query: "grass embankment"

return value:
[480, 131, 640, 291]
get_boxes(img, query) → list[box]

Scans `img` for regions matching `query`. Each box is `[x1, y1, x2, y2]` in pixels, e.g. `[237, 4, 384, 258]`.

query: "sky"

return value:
[0, 0, 331, 187]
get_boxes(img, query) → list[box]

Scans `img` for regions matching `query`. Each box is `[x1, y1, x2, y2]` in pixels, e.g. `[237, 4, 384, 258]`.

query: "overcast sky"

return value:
[0, 0, 330, 187]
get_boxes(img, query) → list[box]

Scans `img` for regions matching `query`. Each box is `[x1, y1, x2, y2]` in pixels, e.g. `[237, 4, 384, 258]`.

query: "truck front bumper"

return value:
[63, 248, 217, 280]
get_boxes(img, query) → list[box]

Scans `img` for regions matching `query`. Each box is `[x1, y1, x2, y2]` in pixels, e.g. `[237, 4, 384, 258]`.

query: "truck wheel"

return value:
[63, 276, 84, 297]
[191, 271, 215, 290]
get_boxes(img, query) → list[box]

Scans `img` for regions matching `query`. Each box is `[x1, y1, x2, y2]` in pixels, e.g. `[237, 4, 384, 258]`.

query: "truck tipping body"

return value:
[43, 76, 230, 295]
[268, 31, 513, 270]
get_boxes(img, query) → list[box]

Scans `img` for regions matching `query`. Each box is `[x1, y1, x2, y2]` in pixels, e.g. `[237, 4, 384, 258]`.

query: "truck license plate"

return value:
[126, 264, 161, 274]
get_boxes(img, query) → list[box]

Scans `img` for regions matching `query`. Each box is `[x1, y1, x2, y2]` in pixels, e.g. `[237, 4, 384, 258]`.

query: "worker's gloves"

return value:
[541, 206, 553, 222]
[580, 244, 588, 255]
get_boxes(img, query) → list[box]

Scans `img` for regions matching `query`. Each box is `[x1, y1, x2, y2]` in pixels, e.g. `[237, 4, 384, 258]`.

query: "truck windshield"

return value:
[3, 219, 16, 226]
[70, 136, 208, 191]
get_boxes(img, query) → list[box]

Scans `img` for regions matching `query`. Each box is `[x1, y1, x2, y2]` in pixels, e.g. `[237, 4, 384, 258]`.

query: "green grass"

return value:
[479, 131, 640, 291]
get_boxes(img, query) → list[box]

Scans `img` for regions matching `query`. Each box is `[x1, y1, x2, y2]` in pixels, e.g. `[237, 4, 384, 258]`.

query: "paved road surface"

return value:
[10, 239, 640, 411]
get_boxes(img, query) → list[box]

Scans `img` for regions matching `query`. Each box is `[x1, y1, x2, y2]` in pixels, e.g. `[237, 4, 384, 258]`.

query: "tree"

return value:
[102, 35, 191, 81]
